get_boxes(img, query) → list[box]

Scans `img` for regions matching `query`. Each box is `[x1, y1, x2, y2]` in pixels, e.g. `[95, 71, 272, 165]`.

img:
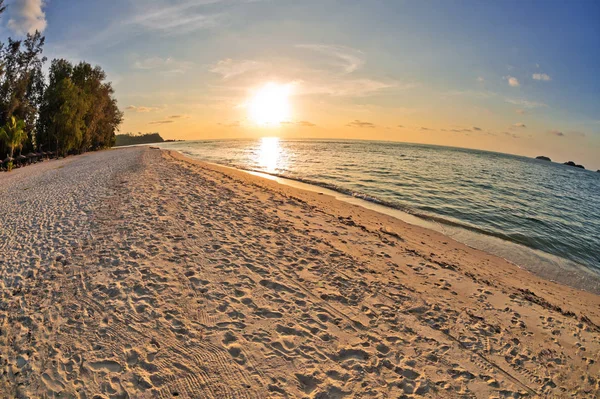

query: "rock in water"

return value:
[563, 161, 585, 169]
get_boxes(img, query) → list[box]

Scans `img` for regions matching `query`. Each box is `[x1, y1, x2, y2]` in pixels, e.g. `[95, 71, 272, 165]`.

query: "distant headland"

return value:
[114, 133, 182, 147]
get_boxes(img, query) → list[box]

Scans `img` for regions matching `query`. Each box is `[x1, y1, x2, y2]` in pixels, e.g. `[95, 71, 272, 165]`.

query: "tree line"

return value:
[0, 1, 122, 164]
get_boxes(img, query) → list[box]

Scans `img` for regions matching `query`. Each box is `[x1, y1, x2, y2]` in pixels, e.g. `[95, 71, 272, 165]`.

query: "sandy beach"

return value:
[0, 146, 598, 398]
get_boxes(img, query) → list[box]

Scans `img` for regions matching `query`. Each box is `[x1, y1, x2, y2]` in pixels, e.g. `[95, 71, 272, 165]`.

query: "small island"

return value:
[563, 161, 585, 169]
[535, 156, 551, 161]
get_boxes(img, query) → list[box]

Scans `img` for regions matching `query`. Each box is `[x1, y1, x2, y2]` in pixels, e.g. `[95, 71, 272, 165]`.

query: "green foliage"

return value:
[0, 31, 46, 156]
[0, 116, 27, 158]
[37, 60, 123, 156]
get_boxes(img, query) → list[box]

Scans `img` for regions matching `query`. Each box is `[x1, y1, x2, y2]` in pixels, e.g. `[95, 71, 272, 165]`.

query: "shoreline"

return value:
[1, 146, 598, 398]
[170, 147, 600, 296]
[169, 149, 600, 299]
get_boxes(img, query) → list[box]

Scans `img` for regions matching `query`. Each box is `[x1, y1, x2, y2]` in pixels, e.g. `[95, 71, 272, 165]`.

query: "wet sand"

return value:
[0, 146, 598, 398]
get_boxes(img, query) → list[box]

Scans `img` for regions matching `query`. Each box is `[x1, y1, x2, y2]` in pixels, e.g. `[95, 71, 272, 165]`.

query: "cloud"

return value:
[516, 109, 526, 115]
[548, 130, 585, 138]
[210, 59, 266, 80]
[533, 73, 551, 81]
[347, 120, 375, 128]
[441, 90, 496, 99]
[218, 121, 241, 128]
[472, 126, 482, 131]
[168, 114, 190, 119]
[281, 120, 317, 127]
[126, 105, 159, 113]
[299, 78, 410, 97]
[397, 125, 404, 128]
[505, 76, 520, 87]
[7, 0, 47, 35]
[129, 0, 224, 35]
[512, 123, 527, 128]
[420, 127, 432, 131]
[297, 44, 365, 73]
[133, 57, 192, 74]
[149, 120, 175, 125]
[477, 76, 485, 83]
[505, 98, 547, 108]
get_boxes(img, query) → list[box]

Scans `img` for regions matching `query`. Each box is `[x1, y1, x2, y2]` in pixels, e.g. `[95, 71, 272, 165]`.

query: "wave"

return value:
[203, 159, 549, 251]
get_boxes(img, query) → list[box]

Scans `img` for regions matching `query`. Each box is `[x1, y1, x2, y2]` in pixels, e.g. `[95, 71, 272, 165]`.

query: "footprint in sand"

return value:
[88, 360, 124, 373]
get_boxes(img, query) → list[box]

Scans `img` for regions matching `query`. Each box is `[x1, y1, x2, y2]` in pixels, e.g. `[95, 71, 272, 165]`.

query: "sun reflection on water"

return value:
[256, 137, 283, 173]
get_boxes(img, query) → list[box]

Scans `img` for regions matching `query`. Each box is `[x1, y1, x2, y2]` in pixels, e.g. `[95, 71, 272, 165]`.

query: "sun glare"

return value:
[257, 137, 282, 173]
[248, 82, 292, 126]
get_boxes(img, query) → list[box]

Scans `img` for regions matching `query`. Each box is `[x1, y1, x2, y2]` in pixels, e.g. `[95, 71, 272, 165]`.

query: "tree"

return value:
[71, 62, 122, 151]
[38, 64, 88, 156]
[38, 60, 123, 155]
[0, 31, 46, 153]
[0, 116, 27, 159]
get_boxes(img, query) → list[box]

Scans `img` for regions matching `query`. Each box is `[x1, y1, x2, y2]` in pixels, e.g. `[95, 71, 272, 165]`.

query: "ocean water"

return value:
[159, 138, 600, 292]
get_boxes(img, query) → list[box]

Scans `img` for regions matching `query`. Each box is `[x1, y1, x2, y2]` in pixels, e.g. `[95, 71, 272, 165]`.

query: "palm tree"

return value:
[0, 116, 27, 159]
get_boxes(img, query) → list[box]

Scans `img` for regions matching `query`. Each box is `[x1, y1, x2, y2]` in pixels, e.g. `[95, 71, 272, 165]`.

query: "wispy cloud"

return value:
[133, 57, 192, 74]
[68, 0, 230, 50]
[296, 120, 316, 127]
[505, 76, 520, 87]
[549, 130, 585, 138]
[281, 120, 317, 127]
[210, 59, 266, 80]
[300, 78, 409, 97]
[505, 98, 547, 108]
[441, 90, 496, 99]
[296, 44, 365, 73]
[512, 123, 527, 128]
[149, 120, 175, 125]
[126, 105, 159, 113]
[472, 126, 482, 131]
[130, 0, 224, 35]
[218, 121, 241, 128]
[7, 0, 47, 35]
[533, 73, 551, 81]
[516, 109, 526, 114]
[476, 76, 485, 83]
[347, 120, 376, 128]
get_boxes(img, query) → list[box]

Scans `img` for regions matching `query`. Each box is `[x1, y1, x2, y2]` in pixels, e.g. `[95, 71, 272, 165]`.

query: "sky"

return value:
[1, 0, 599, 169]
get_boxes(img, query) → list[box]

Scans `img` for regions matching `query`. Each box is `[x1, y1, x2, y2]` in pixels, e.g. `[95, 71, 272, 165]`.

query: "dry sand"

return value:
[0, 146, 598, 398]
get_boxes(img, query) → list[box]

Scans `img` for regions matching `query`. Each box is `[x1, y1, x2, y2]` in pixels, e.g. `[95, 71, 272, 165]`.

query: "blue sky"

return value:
[2, 0, 599, 169]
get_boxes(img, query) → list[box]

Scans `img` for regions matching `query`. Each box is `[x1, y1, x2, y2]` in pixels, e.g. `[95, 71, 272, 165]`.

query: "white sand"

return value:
[0, 146, 598, 398]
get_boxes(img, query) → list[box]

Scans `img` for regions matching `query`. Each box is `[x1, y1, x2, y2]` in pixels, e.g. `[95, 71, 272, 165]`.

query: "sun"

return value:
[248, 82, 292, 126]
